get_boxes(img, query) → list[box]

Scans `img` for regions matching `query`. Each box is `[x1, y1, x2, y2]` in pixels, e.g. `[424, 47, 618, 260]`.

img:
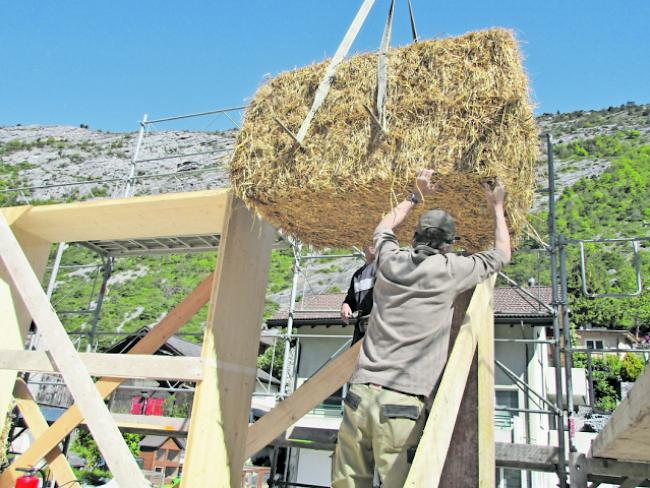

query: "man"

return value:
[332, 169, 511, 487]
[341, 244, 376, 344]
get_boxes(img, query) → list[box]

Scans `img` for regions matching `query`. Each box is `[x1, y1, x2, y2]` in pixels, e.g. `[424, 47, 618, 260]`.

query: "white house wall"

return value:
[296, 325, 352, 379]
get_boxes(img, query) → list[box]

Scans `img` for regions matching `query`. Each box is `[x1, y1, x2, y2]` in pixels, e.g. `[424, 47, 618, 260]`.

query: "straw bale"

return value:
[230, 29, 538, 251]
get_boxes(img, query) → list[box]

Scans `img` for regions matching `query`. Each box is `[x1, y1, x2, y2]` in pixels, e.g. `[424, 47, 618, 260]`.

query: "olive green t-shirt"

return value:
[349, 227, 508, 397]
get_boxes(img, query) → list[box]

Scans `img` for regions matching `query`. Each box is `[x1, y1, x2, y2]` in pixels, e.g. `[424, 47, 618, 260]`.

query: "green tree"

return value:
[71, 429, 142, 483]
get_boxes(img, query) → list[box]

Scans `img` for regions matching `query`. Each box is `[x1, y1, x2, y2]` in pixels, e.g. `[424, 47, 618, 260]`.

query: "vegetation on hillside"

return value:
[508, 130, 650, 334]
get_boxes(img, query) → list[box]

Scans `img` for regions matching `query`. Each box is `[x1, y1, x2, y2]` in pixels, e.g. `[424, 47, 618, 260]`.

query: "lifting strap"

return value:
[376, 0, 395, 131]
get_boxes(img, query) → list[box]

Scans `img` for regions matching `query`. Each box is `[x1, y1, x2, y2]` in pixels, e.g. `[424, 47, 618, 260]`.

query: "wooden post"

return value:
[0, 215, 147, 486]
[12, 379, 78, 487]
[0, 279, 22, 430]
[181, 196, 275, 488]
[0, 223, 50, 432]
[405, 277, 495, 487]
[478, 280, 496, 488]
[0, 273, 213, 487]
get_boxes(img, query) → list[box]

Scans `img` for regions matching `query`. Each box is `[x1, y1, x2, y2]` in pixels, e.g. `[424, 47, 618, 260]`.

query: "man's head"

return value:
[413, 209, 456, 252]
[363, 244, 376, 264]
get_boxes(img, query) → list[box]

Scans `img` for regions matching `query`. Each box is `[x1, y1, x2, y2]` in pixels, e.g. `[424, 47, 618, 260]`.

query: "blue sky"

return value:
[1, 1, 648, 132]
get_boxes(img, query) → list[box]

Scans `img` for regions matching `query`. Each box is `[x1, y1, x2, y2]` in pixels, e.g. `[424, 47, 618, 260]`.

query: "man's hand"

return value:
[375, 167, 437, 233]
[484, 177, 506, 211]
[341, 303, 353, 324]
[483, 177, 511, 263]
[414, 168, 437, 199]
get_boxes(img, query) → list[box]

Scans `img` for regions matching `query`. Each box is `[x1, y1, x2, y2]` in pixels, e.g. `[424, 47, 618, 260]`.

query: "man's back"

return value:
[350, 227, 507, 398]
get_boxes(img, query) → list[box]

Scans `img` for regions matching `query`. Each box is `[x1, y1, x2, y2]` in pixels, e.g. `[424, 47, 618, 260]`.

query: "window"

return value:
[495, 391, 518, 429]
[167, 449, 179, 462]
[165, 466, 177, 478]
[156, 448, 167, 460]
[586, 340, 604, 350]
[495, 390, 519, 410]
[496, 468, 522, 487]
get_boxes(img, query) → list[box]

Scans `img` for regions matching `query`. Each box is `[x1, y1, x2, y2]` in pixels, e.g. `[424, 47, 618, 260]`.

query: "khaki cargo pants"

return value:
[331, 383, 426, 488]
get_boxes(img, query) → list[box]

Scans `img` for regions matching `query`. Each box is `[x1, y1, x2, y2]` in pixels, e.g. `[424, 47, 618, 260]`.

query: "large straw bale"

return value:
[230, 29, 538, 251]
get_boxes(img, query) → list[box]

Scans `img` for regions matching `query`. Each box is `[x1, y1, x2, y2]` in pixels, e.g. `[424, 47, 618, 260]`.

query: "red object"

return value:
[14, 474, 39, 488]
[144, 397, 164, 416]
[130, 396, 143, 415]
[153, 397, 164, 416]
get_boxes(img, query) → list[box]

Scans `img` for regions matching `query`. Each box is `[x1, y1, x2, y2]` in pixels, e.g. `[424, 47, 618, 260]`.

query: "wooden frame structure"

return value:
[0, 188, 499, 487]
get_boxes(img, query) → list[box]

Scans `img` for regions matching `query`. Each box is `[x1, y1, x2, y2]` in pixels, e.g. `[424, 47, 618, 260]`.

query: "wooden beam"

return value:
[495, 442, 559, 472]
[0, 351, 203, 381]
[0, 279, 23, 430]
[438, 288, 478, 488]
[0, 215, 147, 486]
[110, 413, 191, 437]
[405, 278, 495, 487]
[12, 379, 78, 487]
[181, 196, 275, 488]
[0, 271, 213, 488]
[478, 277, 496, 487]
[245, 341, 362, 459]
[0, 223, 49, 467]
[2, 189, 229, 243]
[591, 362, 650, 462]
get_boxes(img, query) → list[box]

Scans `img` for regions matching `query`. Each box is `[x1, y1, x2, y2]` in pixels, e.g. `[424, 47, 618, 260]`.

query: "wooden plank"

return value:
[0, 279, 23, 429]
[439, 289, 478, 488]
[0, 272, 213, 487]
[478, 277, 496, 487]
[0, 215, 147, 486]
[12, 379, 78, 487]
[495, 442, 559, 472]
[0, 227, 51, 335]
[181, 196, 275, 488]
[0, 351, 203, 381]
[591, 362, 650, 462]
[2, 188, 229, 243]
[110, 413, 191, 437]
[245, 341, 362, 459]
[405, 278, 495, 488]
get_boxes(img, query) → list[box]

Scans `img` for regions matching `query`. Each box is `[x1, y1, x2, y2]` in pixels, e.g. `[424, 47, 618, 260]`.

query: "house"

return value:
[138, 435, 185, 484]
[265, 286, 589, 488]
[574, 327, 639, 357]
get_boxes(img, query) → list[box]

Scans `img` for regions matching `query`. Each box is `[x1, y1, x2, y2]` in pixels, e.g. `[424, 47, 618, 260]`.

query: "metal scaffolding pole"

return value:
[124, 113, 148, 197]
[279, 241, 302, 397]
[546, 133, 569, 488]
[559, 235, 577, 454]
[87, 257, 113, 352]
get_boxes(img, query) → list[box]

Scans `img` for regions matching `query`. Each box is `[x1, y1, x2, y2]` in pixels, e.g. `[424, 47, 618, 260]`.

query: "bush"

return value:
[621, 353, 645, 382]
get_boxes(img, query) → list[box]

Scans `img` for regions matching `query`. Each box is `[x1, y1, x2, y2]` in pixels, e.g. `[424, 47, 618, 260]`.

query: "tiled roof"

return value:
[268, 286, 554, 325]
[493, 286, 553, 317]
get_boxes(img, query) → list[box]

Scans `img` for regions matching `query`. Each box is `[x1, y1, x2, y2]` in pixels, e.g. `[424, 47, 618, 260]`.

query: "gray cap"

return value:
[415, 209, 456, 243]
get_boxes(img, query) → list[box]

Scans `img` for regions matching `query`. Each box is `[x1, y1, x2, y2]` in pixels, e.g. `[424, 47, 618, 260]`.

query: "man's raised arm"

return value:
[375, 168, 437, 233]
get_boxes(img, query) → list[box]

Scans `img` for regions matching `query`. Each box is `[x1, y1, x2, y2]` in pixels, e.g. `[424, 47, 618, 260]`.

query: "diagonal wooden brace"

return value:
[245, 340, 362, 458]
[12, 379, 78, 487]
[0, 270, 213, 487]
